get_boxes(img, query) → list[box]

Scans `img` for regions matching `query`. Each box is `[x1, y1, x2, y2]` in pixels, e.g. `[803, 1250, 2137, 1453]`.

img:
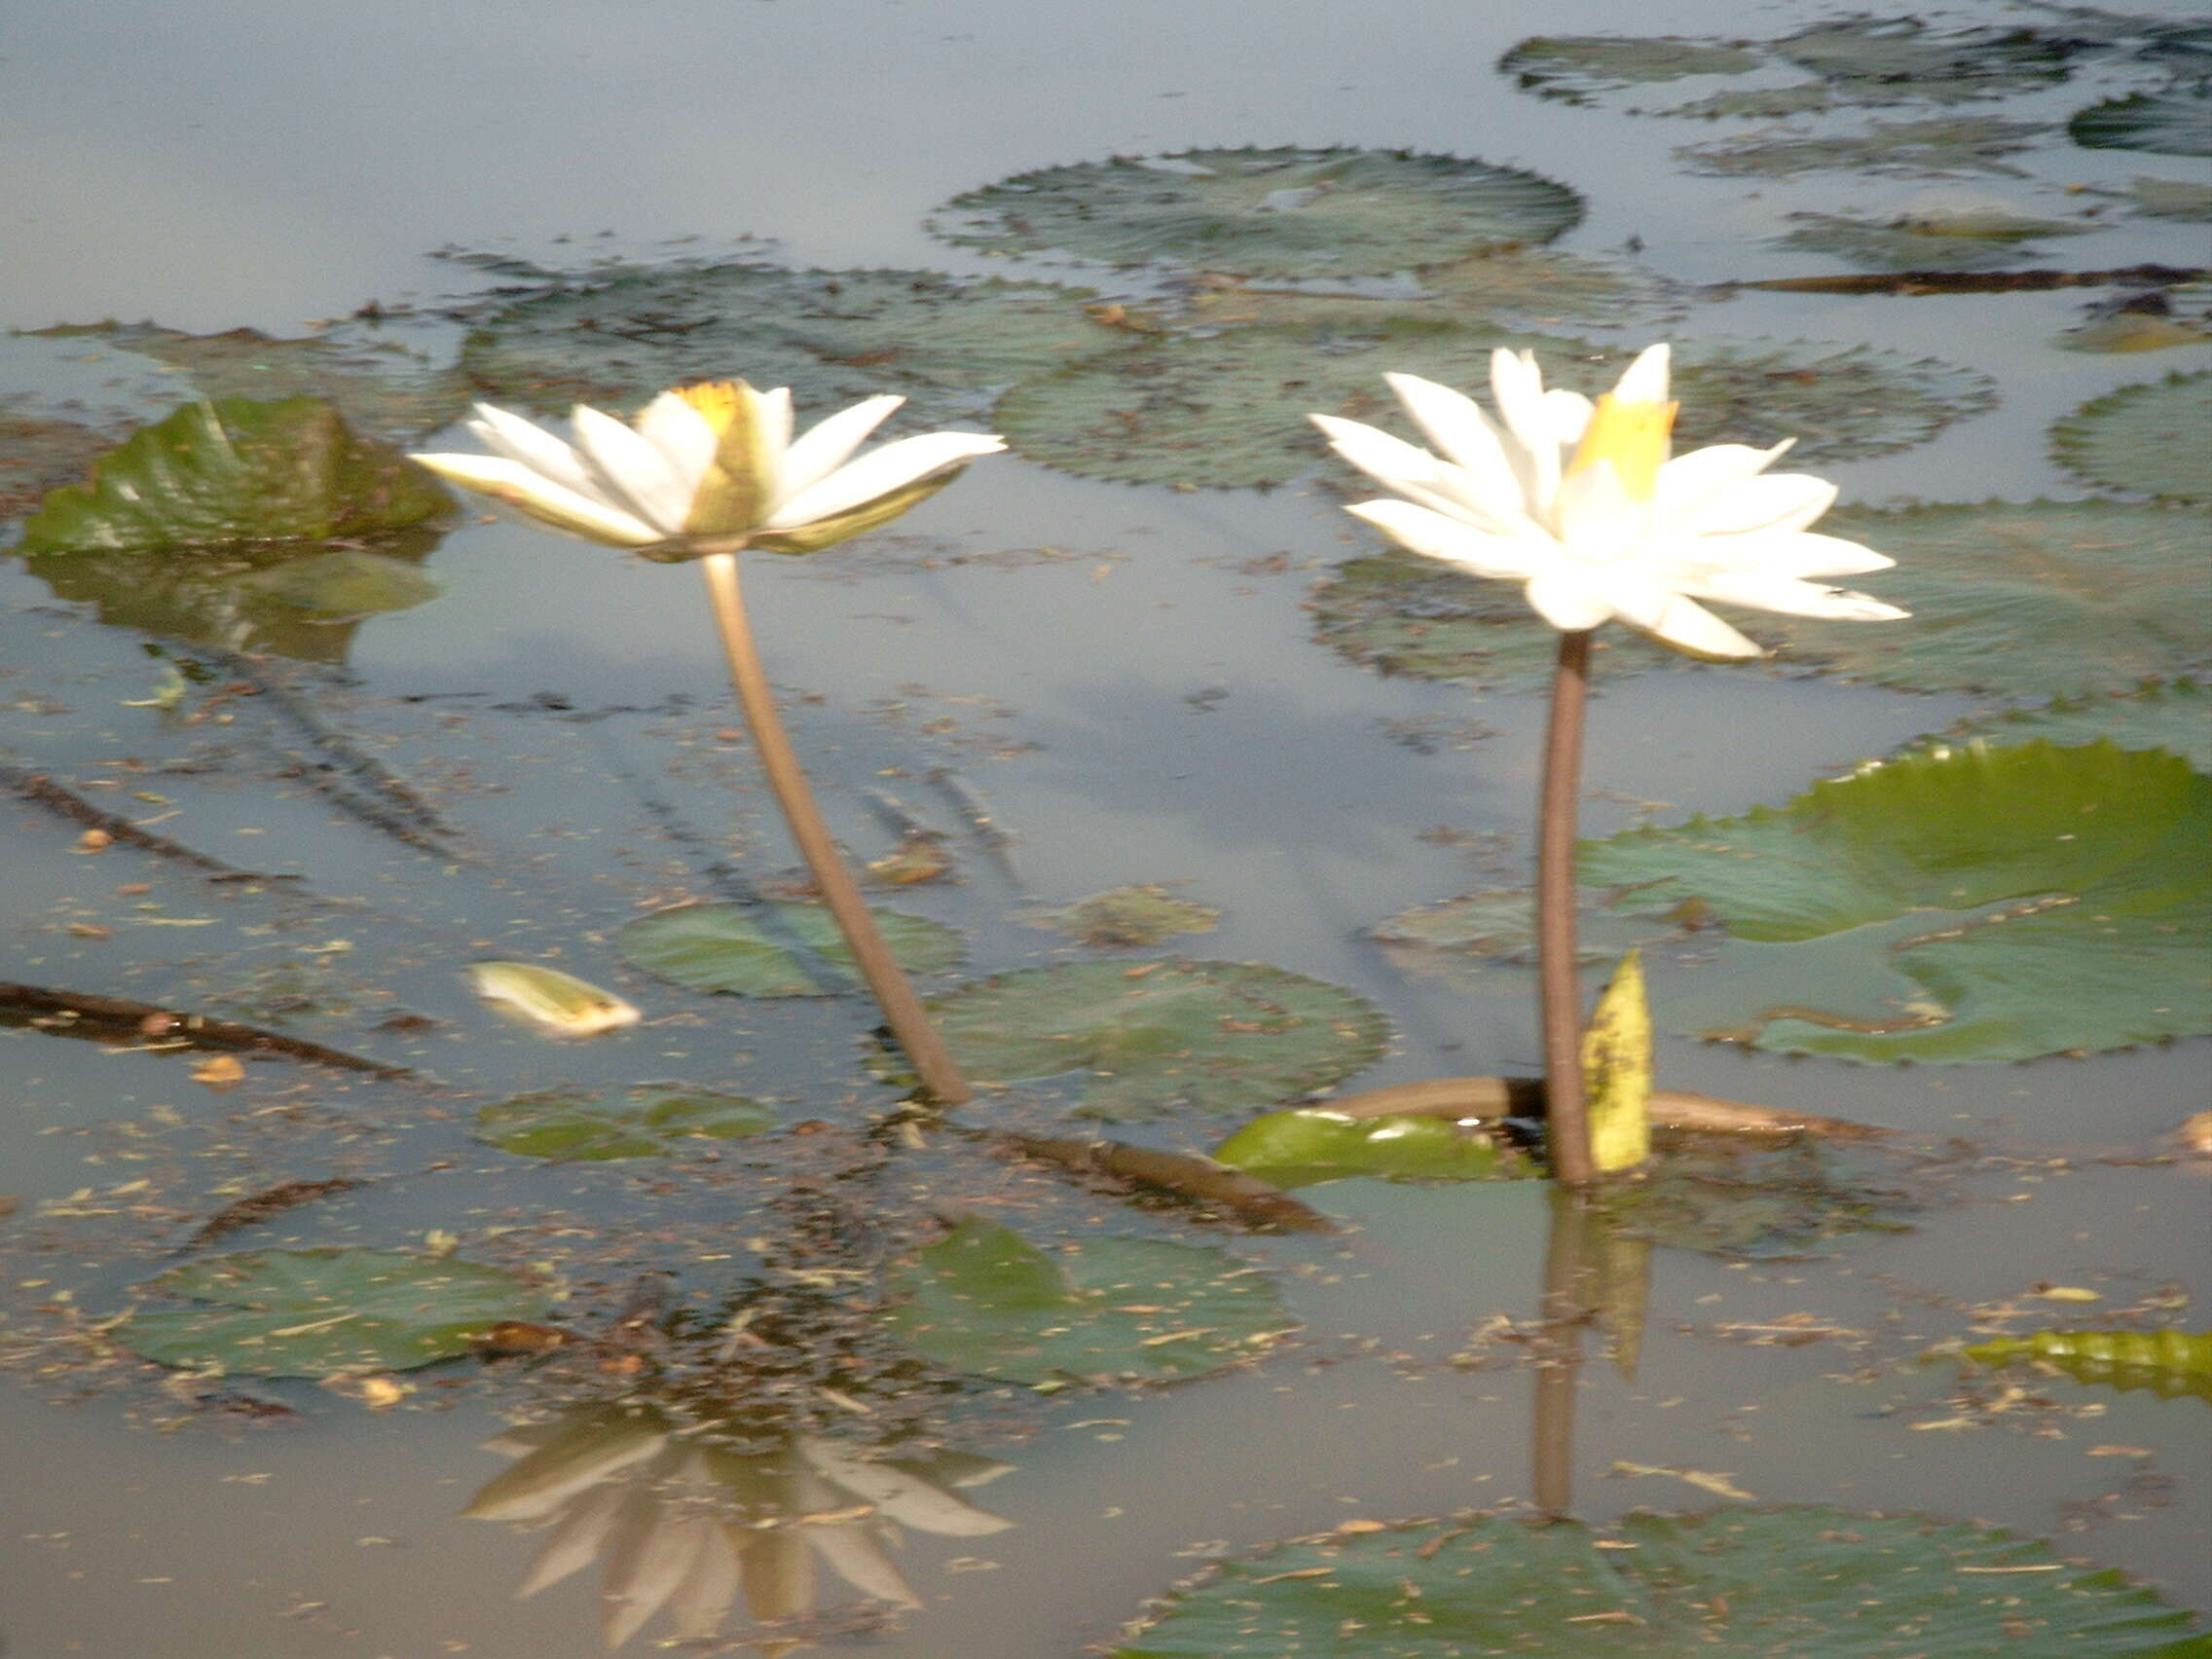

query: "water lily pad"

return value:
[894, 959, 1388, 1121]
[1021, 886, 1221, 948]
[1783, 500, 2212, 698]
[1677, 116, 2048, 177]
[617, 901, 963, 999]
[2051, 372, 2212, 500]
[1664, 83, 1839, 119]
[460, 266, 1139, 428]
[1372, 887, 1677, 964]
[884, 1216, 1295, 1385]
[2071, 89, 2212, 157]
[1601, 1137, 1915, 1258]
[1923, 680, 2211, 773]
[14, 397, 450, 555]
[1182, 248, 1679, 336]
[27, 322, 472, 440]
[1211, 1108, 1516, 1188]
[1773, 17, 2081, 104]
[928, 148, 1583, 277]
[1108, 1506, 2208, 1656]
[1007, 331, 1990, 489]
[118, 1248, 546, 1377]
[1581, 741, 2212, 1062]
[1775, 208, 2091, 271]
[1961, 1328, 2212, 1402]
[2126, 175, 2212, 220]
[476, 1084, 778, 1160]
[1496, 36, 1761, 104]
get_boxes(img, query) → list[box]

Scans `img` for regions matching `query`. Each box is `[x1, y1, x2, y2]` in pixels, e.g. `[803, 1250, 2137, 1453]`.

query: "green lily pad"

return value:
[1372, 887, 1677, 965]
[1664, 83, 1839, 119]
[1496, 36, 1761, 104]
[1581, 741, 2212, 1062]
[894, 959, 1388, 1121]
[1782, 500, 2212, 698]
[27, 322, 473, 440]
[118, 1248, 546, 1378]
[476, 1083, 778, 1160]
[884, 1216, 1295, 1385]
[1775, 208, 2091, 271]
[1181, 248, 1680, 336]
[1007, 330, 1991, 489]
[1600, 1137, 1915, 1258]
[1211, 1107, 1517, 1188]
[12, 397, 451, 555]
[459, 266, 1141, 428]
[616, 901, 963, 999]
[2126, 175, 2212, 221]
[1108, 1506, 2209, 1656]
[1772, 17, 2081, 104]
[1021, 886, 1221, 948]
[2051, 373, 2212, 500]
[1920, 681, 2211, 773]
[2071, 89, 2212, 157]
[1677, 116, 2048, 177]
[927, 148, 1583, 277]
[1961, 1328, 2212, 1402]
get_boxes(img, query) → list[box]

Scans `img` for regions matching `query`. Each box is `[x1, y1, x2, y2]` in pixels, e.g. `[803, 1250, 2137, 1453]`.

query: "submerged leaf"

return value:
[1497, 35, 1762, 104]
[14, 397, 450, 554]
[1108, 1506, 2206, 1657]
[1021, 885, 1221, 947]
[1599, 1137, 1916, 1258]
[1677, 116, 2048, 177]
[1918, 680, 2211, 773]
[119, 1248, 547, 1377]
[2051, 372, 2212, 501]
[889, 959, 1389, 1121]
[616, 901, 963, 999]
[928, 147, 1583, 276]
[1211, 1107, 1516, 1188]
[885, 1216, 1295, 1385]
[1775, 208, 2090, 271]
[1962, 1328, 2212, 1401]
[476, 1084, 777, 1160]
[1581, 741, 2212, 1062]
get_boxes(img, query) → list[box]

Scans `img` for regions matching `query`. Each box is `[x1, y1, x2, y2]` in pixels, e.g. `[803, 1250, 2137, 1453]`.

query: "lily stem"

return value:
[1537, 628, 1595, 1188]
[697, 552, 972, 1107]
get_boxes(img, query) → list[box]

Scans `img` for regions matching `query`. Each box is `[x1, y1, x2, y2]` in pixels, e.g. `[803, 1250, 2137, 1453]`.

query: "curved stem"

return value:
[1537, 629, 1595, 1188]
[697, 553, 972, 1106]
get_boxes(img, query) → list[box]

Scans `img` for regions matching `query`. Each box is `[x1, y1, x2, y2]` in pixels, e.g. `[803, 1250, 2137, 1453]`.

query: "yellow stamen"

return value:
[675, 379, 744, 434]
[1567, 393, 1677, 500]
[675, 380, 772, 536]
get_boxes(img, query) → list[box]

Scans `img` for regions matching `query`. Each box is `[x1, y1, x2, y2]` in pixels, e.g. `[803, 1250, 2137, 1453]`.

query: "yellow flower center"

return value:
[1567, 392, 1677, 501]
[675, 380, 774, 536]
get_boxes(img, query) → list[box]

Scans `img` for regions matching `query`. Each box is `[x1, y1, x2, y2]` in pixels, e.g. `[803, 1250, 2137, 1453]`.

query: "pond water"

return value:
[3, 0, 2208, 1654]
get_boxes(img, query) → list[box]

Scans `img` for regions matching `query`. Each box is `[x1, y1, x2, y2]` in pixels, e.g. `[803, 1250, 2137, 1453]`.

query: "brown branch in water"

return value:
[1728, 262, 2205, 297]
[1, 764, 294, 881]
[987, 1130, 1335, 1233]
[184, 1177, 367, 1248]
[1319, 1077, 1892, 1142]
[0, 981, 412, 1078]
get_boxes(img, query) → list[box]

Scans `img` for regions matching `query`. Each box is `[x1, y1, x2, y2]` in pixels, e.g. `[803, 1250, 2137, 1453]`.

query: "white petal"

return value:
[1679, 472, 1838, 538]
[1696, 571, 1910, 620]
[795, 1439, 1012, 1536]
[1381, 375, 1532, 508]
[1312, 415, 1530, 534]
[765, 431, 1003, 530]
[409, 452, 660, 545]
[775, 394, 905, 506]
[1490, 350, 1564, 510]
[1552, 459, 1652, 557]
[1763, 530, 1897, 576]
[1651, 441, 1791, 524]
[1607, 342, 1672, 404]
[1310, 414, 1442, 493]
[571, 404, 695, 535]
[465, 403, 605, 502]
[1539, 388, 1596, 447]
[1523, 568, 1617, 632]
[753, 385, 793, 460]
[1346, 498, 1549, 579]
[1643, 595, 1763, 657]
[632, 390, 721, 486]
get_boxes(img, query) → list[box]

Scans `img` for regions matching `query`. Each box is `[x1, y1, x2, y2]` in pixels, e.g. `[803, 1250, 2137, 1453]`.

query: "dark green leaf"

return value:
[2071, 90, 2212, 157]
[1599, 1137, 1916, 1258]
[1212, 1108, 1517, 1188]
[476, 1084, 778, 1160]
[1497, 35, 1761, 104]
[1020, 886, 1220, 947]
[616, 901, 963, 999]
[2051, 373, 2212, 501]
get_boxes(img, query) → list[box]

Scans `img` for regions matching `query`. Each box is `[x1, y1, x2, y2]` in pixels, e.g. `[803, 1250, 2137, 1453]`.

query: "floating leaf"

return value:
[1372, 886, 1675, 964]
[1600, 1137, 1915, 1258]
[1211, 1107, 1515, 1188]
[27, 322, 472, 440]
[1921, 680, 2211, 773]
[1664, 83, 1838, 119]
[1007, 330, 1991, 489]
[1496, 35, 1761, 104]
[118, 1248, 546, 1377]
[1583, 951, 1652, 1174]
[1182, 247, 1679, 335]
[1772, 17, 2080, 104]
[1107, 1506, 2207, 1656]
[460, 266, 1140, 428]
[469, 961, 641, 1035]
[891, 959, 1388, 1121]
[2126, 175, 2212, 221]
[928, 148, 1583, 277]
[1677, 116, 2047, 177]
[884, 1217, 1295, 1385]
[1581, 742, 2212, 1062]
[1961, 1328, 2212, 1401]
[2071, 89, 2212, 157]
[476, 1084, 777, 1160]
[1775, 208, 2091, 271]
[1784, 500, 2212, 698]
[1021, 886, 1220, 948]
[13, 397, 450, 554]
[2051, 372, 2212, 500]
[617, 901, 963, 999]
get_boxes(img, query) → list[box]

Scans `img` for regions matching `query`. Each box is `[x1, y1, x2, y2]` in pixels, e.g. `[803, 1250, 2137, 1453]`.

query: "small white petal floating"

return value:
[467, 961, 640, 1037]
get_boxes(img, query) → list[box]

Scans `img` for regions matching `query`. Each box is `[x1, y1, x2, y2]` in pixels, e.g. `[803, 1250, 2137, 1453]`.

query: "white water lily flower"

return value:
[412, 380, 1004, 559]
[1309, 344, 1906, 658]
